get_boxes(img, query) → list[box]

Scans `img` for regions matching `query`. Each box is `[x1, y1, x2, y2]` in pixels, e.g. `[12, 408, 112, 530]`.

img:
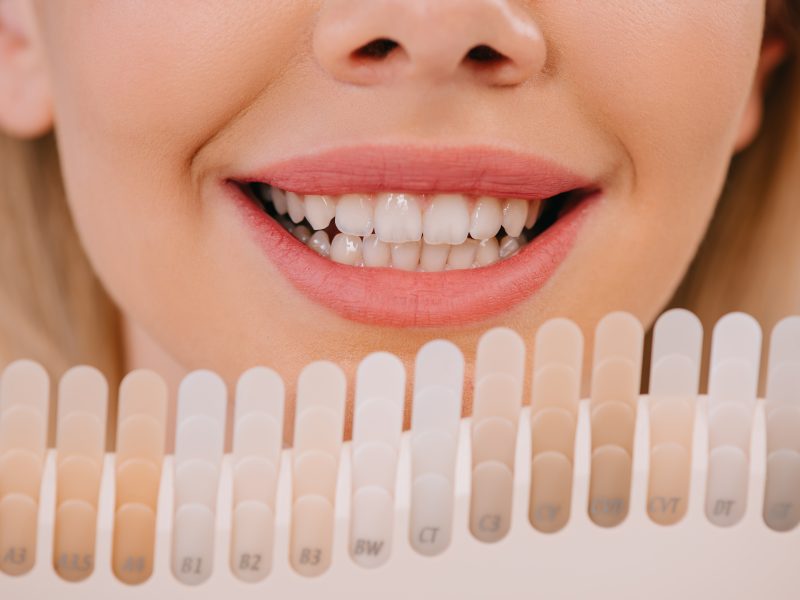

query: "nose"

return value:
[313, 0, 546, 87]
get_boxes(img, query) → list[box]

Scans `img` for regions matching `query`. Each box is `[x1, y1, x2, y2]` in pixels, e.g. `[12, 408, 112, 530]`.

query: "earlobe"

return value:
[0, 0, 53, 139]
[733, 36, 789, 152]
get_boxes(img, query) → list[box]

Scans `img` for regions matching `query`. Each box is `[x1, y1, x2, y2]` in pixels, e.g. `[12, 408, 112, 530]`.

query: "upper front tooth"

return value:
[270, 187, 288, 215]
[423, 194, 470, 245]
[502, 199, 527, 237]
[286, 191, 305, 224]
[304, 194, 336, 230]
[469, 196, 502, 240]
[335, 194, 374, 236]
[374, 192, 422, 243]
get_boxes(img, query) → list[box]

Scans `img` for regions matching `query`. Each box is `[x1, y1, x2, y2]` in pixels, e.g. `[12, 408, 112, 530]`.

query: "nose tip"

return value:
[313, 0, 546, 87]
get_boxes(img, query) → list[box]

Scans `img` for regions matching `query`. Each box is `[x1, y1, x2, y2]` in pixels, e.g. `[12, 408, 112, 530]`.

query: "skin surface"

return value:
[0, 1, 786, 438]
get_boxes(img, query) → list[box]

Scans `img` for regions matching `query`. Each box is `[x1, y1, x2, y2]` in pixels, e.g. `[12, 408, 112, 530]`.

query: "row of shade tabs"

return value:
[0, 310, 799, 585]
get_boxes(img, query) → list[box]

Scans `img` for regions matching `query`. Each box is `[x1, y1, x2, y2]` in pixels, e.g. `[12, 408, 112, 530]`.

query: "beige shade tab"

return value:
[529, 451, 573, 533]
[763, 449, 800, 532]
[0, 449, 43, 500]
[588, 445, 632, 528]
[469, 460, 514, 543]
[351, 442, 398, 494]
[55, 412, 105, 467]
[116, 415, 166, 468]
[647, 442, 691, 526]
[53, 499, 97, 582]
[234, 366, 285, 426]
[471, 417, 516, 469]
[233, 412, 283, 469]
[289, 494, 335, 577]
[649, 309, 703, 397]
[589, 401, 634, 455]
[292, 450, 338, 503]
[57, 366, 108, 425]
[56, 455, 102, 507]
[766, 405, 800, 454]
[649, 397, 694, 450]
[112, 503, 157, 585]
[592, 312, 644, 376]
[533, 318, 584, 378]
[117, 369, 168, 427]
[0, 406, 48, 459]
[233, 457, 278, 507]
[0, 360, 49, 416]
[531, 407, 577, 460]
[472, 373, 523, 426]
[349, 485, 395, 569]
[474, 327, 526, 385]
[0, 493, 38, 576]
[295, 361, 347, 417]
[705, 445, 749, 527]
[115, 459, 161, 509]
[590, 358, 640, 410]
[293, 407, 344, 461]
[530, 364, 581, 417]
[231, 500, 275, 582]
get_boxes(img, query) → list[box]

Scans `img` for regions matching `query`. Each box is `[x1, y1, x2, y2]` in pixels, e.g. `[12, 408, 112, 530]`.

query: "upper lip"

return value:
[235, 144, 595, 201]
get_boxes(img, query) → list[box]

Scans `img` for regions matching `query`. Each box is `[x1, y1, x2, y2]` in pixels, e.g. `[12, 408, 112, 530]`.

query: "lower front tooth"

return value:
[305, 195, 336, 230]
[475, 238, 500, 266]
[499, 235, 521, 259]
[420, 242, 449, 272]
[308, 230, 331, 257]
[362, 234, 391, 267]
[270, 187, 288, 215]
[447, 238, 479, 269]
[292, 224, 311, 243]
[287, 191, 305, 224]
[391, 240, 421, 271]
[330, 233, 363, 266]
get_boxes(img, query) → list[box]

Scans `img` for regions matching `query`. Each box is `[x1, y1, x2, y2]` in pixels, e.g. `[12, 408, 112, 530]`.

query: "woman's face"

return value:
[25, 1, 766, 412]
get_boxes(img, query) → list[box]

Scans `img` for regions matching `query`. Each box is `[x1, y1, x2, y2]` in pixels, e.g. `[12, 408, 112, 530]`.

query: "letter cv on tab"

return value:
[588, 312, 644, 528]
[230, 366, 285, 582]
[469, 327, 525, 543]
[291, 361, 346, 577]
[54, 366, 109, 582]
[172, 370, 227, 585]
[763, 317, 800, 532]
[0, 360, 50, 577]
[647, 309, 702, 526]
[113, 369, 168, 585]
[409, 340, 465, 557]
[705, 312, 762, 527]
[529, 318, 584, 533]
[349, 352, 405, 568]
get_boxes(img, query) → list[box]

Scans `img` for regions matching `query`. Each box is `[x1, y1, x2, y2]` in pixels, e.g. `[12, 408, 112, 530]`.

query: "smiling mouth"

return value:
[239, 183, 592, 272]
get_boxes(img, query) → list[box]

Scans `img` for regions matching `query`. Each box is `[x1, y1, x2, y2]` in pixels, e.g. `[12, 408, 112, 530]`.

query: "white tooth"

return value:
[270, 187, 288, 215]
[391, 241, 421, 271]
[304, 194, 336, 230]
[498, 235, 521, 259]
[469, 196, 503, 240]
[308, 230, 330, 257]
[447, 238, 479, 269]
[475, 237, 500, 267]
[335, 194, 374, 236]
[330, 233, 363, 266]
[362, 234, 391, 267]
[292, 224, 311, 243]
[502, 199, 527, 237]
[422, 194, 470, 245]
[419, 242, 449, 272]
[374, 192, 422, 243]
[286, 191, 305, 224]
[525, 199, 542, 229]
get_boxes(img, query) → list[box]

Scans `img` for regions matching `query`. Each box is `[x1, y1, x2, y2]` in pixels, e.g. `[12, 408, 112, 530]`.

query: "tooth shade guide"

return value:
[650, 309, 703, 397]
[647, 443, 690, 525]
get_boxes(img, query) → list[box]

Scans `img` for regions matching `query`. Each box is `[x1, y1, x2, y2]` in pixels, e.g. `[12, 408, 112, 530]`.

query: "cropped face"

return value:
[12, 1, 771, 419]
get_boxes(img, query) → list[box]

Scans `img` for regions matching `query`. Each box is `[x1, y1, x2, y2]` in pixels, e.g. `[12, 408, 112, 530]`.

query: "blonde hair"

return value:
[0, 4, 798, 397]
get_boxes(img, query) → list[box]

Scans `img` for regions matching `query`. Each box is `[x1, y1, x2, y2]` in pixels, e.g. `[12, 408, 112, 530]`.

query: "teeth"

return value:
[362, 234, 391, 267]
[270, 187, 288, 215]
[335, 194, 374, 236]
[422, 194, 470, 245]
[330, 233, 363, 265]
[374, 192, 422, 243]
[292, 224, 311, 243]
[502, 199, 527, 237]
[286, 191, 305, 224]
[391, 241, 421, 271]
[305, 195, 336, 230]
[308, 230, 331, 257]
[469, 196, 503, 240]
[420, 242, 450, 272]
[475, 237, 500, 267]
[498, 235, 521, 259]
[447, 238, 479, 269]
[525, 199, 542, 229]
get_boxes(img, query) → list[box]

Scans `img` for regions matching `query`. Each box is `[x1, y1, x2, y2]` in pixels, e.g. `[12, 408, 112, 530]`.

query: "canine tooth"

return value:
[362, 234, 391, 267]
[374, 192, 422, 243]
[391, 241, 421, 271]
[475, 237, 500, 266]
[423, 194, 470, 245]
[330, 233, 363, 266]
[292, 224, 311, 243]
[335, 194, 374, 236]
[270, 187, 288, 215]
[308, 230, 331, 257]
[499, 235, 521, 259]
[469, 196, 503, 240]
[447, 238, 479, 269]
[419, 242, 450, 272]
[305, 195, 336, 230]
[502, 199, 527, 237]
[525, 199, 542, 229]
[286, 191, 305, 224]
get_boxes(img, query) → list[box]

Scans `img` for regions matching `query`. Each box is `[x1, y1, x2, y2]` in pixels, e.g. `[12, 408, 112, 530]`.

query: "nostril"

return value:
[465, 44, 508, 65]
[352, 38, 400, 60]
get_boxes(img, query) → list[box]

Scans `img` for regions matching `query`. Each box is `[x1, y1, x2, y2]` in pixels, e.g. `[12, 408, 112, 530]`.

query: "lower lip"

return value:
[223, 182, 599, 328]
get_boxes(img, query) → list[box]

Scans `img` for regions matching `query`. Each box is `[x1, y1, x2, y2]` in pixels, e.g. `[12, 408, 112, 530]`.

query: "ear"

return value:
[733, 35, 790, 152]
[0, 0, 53, 139]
